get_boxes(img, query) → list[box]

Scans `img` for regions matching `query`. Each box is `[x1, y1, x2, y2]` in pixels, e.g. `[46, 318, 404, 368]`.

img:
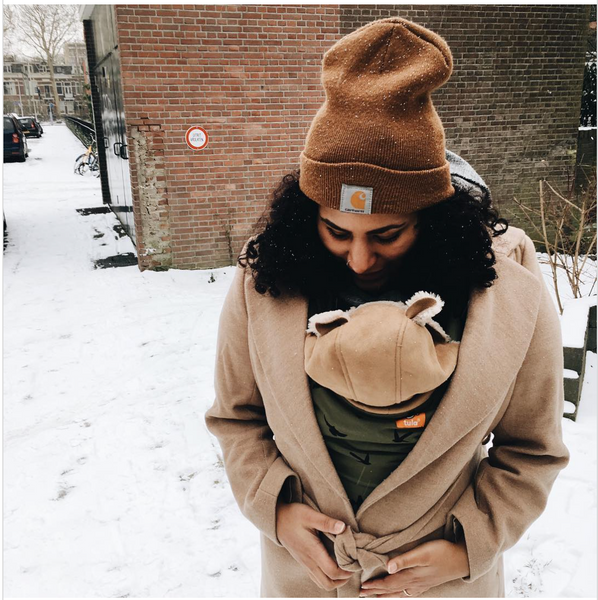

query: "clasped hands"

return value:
[276, 502, 470, 597]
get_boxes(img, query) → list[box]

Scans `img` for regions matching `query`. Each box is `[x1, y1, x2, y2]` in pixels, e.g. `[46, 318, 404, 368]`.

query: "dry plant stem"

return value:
[579, 233, 597, 285]
[540, 180, 564, 314]
[572, 194, 586, 296]
[556, 224, 577, 299]
[543, 181, 586, 211]
[513, 196, 543, 240]
[513, 170, 596, 313]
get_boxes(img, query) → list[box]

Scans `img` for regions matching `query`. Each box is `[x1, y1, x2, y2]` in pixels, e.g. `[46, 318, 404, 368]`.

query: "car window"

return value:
[19, 119, 34, 128]
[4, 117, 15, 133]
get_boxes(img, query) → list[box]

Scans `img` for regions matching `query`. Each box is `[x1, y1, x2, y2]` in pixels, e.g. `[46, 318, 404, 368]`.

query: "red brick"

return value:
[111, 4, 589, 270]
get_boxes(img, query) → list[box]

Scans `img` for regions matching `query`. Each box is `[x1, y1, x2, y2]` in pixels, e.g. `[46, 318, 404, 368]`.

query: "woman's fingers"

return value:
[277, 502, 353, 590]
[304, 553, 351, 590]
[304, 523, 352, 581]
[386, 543, 431, 575]
[375, 592, 422, 598]
[314, 545, 353, 581]
[303, 504, 346, 535]
[301, 506, 353, 580]
[307, 566, 348, 591]
[360, 570, 420, 596]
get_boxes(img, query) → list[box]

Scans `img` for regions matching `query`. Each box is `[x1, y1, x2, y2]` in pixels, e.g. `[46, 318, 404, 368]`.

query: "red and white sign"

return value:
[185, 126, 208, 150]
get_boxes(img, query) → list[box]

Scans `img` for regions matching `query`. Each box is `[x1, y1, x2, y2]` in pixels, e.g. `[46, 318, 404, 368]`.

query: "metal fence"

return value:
[64, 115, 96, 150]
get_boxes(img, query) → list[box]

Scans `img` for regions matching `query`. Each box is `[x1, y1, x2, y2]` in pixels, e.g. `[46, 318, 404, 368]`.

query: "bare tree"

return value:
[14, 4, 81, 119]
[3, 5, 17, 55]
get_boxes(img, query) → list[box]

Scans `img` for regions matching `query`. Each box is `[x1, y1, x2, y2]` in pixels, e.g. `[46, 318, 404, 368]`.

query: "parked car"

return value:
[18, 116, 43, 138]
[3, 115, 29, 162]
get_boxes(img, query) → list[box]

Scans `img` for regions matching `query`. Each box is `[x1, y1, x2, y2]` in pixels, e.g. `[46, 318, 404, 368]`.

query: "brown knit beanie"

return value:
[299, 17, 455, 214]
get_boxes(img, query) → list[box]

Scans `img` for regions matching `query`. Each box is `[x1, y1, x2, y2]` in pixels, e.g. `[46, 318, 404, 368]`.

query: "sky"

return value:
[3, 4, 85, 62]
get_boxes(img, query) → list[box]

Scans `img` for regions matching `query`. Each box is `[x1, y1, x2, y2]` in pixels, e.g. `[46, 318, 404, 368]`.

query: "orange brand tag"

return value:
[396, 413, 426, 429]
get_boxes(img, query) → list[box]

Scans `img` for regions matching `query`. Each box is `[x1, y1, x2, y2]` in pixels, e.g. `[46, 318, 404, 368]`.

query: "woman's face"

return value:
[317, 205, 420, 292]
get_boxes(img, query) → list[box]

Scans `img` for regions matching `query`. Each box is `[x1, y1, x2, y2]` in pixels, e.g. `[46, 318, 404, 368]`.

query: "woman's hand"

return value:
[276, 501, 354, 591]
[359, 539, 470, 598]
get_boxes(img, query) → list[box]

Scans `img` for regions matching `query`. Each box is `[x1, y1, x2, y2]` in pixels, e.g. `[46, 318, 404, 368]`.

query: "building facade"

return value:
[3, 56, 88, 119]
[82, 4, 592, 271]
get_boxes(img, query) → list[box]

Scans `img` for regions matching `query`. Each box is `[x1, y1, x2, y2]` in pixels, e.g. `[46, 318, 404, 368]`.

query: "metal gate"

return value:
[88, 5, 135, 241]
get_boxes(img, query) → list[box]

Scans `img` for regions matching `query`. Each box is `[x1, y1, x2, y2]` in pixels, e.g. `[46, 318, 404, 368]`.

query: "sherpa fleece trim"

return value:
[405, 291, 453, 342]
[306, 296, 455, 342]
[306, 309, 350, 337]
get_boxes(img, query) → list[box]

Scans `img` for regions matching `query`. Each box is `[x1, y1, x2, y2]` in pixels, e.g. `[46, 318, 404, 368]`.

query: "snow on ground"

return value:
[536, 253, 597, 349]
[2, 123, 596, 598]
[3, 124, 258, 598]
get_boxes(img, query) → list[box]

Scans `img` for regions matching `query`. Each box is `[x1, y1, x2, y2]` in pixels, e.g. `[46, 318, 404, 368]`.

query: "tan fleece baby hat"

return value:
[299, 17, 455, 214]
[304, 292, 459, 415]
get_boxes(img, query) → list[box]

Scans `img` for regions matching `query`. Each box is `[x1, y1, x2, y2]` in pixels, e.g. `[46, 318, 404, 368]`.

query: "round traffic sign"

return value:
[185, 126, 209, 150]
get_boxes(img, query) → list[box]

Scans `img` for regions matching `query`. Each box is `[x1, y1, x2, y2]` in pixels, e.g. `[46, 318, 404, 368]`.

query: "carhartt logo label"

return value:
[396, 413, 426, 429]
[340, 184, 373, 214]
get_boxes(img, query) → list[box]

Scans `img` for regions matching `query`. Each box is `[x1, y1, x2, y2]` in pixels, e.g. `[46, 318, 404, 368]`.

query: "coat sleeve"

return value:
[204, 263, 302, 546]
[447, 233, 570, 582]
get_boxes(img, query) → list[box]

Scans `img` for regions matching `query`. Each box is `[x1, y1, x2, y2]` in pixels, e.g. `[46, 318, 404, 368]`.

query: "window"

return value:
[4, 65, 12, 73]
[3, 82, 16, 95]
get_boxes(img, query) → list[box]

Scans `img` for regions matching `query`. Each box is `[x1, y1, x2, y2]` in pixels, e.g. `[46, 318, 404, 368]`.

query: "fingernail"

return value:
[388, 563, 397, 574]
[334, 521, 345, 534]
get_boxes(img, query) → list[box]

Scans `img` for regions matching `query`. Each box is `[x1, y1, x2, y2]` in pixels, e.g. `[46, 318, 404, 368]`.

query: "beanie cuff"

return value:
[299, 153, 455, 214]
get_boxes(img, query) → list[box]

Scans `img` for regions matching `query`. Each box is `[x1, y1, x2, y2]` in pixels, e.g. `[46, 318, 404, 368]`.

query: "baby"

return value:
[305, 291, 460, 416]
[304, 292, 461, 510]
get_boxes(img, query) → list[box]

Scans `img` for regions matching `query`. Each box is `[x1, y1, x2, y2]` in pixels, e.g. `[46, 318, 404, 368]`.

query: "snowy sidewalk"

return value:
[3, 124, 258, 597]
[3, 124, 597, 597]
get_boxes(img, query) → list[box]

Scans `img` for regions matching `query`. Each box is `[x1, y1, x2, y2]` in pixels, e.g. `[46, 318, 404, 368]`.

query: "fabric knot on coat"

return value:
[333, 527, 389, 575]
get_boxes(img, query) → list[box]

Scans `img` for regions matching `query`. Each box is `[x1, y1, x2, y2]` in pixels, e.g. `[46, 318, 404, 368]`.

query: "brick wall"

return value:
[115, 4, 339, 269]
[115, 4, 589, 269]
[341, 5, 590, 230]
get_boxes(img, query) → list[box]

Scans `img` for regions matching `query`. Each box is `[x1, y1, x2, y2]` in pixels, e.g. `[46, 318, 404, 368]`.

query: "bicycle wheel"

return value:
[74, 154, 87, 175]
[76, 160, 89, 176]
[90, 154, 101, 177]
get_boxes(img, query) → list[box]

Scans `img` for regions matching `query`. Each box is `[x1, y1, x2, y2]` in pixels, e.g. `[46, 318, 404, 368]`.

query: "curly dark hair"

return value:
[239, 170, 508, 306]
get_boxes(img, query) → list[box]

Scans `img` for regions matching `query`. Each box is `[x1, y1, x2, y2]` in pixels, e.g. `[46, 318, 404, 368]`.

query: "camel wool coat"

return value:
[205, 226, 569, 598]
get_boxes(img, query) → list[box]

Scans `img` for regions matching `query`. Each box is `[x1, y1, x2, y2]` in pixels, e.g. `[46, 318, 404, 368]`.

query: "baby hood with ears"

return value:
[304, 292, 460, 415]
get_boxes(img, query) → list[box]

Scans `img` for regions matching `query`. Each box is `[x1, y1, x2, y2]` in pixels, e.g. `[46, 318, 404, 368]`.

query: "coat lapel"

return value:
[357, 254, 543, 515]
[246, 284, 353, 511]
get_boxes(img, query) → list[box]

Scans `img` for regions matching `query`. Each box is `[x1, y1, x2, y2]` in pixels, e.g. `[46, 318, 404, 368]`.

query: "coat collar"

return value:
[246, 252, 542, 519]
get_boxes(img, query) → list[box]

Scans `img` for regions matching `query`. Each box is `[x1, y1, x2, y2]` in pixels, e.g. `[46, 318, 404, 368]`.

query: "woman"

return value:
[205, 17, 569, 598]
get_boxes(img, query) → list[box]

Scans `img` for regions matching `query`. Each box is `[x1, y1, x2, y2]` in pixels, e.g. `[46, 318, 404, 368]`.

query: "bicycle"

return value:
[74, 144, 100, 177]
